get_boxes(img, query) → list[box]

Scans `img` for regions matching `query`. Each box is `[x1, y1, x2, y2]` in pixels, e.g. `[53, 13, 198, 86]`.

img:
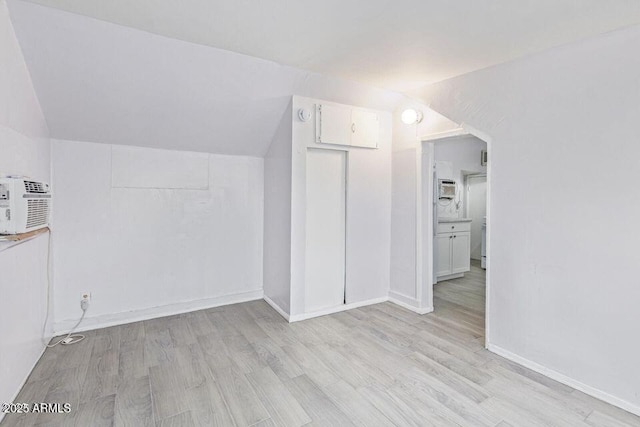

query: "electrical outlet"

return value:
[80, 292, 91, 311]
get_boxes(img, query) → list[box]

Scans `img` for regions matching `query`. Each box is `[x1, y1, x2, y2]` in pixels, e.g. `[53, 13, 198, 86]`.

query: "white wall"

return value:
[0, 0, 51, 416]
[51, 140, 263, 331]
[263, 102, 293, 315]
[434, 135, 487, 218]
[290, 96, 392, 317]
[390, 148, 417, 303]
[390, 103, 459, 310]
[414, 24, 640, 413]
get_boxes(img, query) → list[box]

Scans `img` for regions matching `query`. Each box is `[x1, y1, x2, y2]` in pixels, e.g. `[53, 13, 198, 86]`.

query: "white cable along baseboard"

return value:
[53, 289, 264, 335]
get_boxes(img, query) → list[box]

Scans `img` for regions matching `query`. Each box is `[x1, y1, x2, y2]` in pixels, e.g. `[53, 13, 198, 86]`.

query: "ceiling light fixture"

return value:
[401, 109, 423, 125]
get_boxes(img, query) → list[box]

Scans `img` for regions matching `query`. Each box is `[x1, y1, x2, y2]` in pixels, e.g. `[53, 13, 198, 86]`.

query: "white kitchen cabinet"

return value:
[436, 220, 471, 279]
[436, 234, 454, 277]
[451, 233, 471, 273]
[315, 104, 379, 148]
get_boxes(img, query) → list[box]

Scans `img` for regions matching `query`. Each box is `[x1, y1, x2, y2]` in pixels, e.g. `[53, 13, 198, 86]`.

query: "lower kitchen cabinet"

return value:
[436, 221, 471, 279]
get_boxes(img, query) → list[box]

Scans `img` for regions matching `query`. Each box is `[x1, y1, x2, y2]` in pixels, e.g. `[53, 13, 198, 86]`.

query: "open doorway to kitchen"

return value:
[419, 127, 491, 347]
[465, 174, 487, 268]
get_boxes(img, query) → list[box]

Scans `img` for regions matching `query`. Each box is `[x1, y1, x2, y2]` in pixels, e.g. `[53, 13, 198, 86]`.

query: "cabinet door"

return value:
[351, 109, 379, 148]
[436, 234, 452, 277]
[451, 232, 471, 274]
[316, 104, 352, 146]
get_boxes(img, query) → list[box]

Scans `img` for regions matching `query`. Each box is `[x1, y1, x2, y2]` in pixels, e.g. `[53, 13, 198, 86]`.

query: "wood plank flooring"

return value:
[3, 263, 639, 426]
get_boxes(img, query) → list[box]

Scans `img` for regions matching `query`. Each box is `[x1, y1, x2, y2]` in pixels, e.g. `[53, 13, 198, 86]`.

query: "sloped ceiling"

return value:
[16, 0, 640, 91]
[8, 0, 640, 155]
[7, 1, 403, 156]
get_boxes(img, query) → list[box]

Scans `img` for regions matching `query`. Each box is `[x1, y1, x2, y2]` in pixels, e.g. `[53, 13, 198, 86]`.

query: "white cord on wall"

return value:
[437, 182, 463, 213]
[41, 229, 87, 347]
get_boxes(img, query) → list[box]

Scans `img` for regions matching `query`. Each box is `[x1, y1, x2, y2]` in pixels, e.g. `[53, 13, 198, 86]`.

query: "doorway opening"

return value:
[419, 127, 491, 346]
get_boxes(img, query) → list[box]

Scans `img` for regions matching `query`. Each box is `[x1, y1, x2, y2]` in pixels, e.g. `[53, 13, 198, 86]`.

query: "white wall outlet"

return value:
[80, 292, 91, 311]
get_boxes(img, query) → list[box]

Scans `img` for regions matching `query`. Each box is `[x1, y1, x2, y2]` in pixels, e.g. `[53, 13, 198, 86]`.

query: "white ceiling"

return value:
[8, 1, 403, 156]
[9, 0, 640, 156]
[17, 0, 640, 91]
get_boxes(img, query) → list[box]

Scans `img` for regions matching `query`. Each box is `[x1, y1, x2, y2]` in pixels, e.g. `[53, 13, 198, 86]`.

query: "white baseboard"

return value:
[487, 344, 640, 417]
[0, 344, 48, 424]
[388, 291, 433, 315]
[435, 272, 464, 283]
[263, 295, 290, 321]
[288, 296, 389, 322]
[53, 289, 264, 335]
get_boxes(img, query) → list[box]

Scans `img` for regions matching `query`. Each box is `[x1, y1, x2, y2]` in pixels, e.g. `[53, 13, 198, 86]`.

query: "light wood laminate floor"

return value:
[4, 263, 639, 426]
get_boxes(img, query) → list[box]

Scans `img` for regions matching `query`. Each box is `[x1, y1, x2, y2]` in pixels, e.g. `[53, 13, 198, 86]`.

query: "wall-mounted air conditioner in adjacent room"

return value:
[481, 149, 488, 166]
[0, 178, 51, 235]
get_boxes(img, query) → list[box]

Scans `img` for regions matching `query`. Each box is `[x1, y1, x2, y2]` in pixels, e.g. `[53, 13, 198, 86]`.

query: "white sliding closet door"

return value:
[305, 148, 346, 312]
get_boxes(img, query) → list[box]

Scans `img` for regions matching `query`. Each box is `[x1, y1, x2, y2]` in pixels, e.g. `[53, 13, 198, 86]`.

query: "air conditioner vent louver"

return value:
[24, 180, 47, 193]
[26, 199, 50, 229]
[0, 178, 51, 234]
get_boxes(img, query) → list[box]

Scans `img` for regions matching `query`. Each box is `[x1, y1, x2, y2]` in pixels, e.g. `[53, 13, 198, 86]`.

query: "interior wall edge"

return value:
[0, 344, 46, 424]
[52, 288, 263, 335]
[263, 295, 290, 322]
[288, 296, 389, 323]
[388, 290, 433, 315]
[487, 344, 640, 417]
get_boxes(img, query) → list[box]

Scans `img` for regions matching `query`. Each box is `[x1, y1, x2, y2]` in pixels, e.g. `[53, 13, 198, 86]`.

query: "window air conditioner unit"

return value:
[0, 178, 51, 235]
[481, 149, 488, 166]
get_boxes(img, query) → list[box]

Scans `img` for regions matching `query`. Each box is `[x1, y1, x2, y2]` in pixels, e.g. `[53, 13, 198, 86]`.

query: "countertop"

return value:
[438, 217, 472, 223]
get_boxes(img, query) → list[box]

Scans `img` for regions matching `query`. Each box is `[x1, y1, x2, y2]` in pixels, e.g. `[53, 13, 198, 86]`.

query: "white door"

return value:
[305, 148, 347, 313]
[435, 234, 452, 277]
[451, 233, 471, 274]
[467, 175, 487, 260]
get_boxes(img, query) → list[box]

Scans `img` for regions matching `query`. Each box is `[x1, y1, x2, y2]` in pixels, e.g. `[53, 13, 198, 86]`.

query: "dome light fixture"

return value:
[401, 108, 424, 125]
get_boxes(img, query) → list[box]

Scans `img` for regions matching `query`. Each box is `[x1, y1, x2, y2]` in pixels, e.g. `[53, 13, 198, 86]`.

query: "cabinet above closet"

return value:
[315, 104, 380, 148]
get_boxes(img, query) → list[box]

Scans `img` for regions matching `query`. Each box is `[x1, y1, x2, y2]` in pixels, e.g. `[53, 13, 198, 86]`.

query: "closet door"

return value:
[305, 148, 346, 313]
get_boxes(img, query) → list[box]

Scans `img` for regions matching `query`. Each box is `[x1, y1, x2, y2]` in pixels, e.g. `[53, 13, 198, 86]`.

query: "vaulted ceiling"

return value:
[8, 0, 640, 155]
[17, 0, 640, 91]
[8, 0, 403, 156]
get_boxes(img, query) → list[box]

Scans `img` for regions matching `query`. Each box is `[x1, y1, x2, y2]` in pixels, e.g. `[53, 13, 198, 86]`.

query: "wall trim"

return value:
[0, 345, 47, 424]
[263, 295, 290, 321]
[288, 296, 388, 322]
[53, 289, 264, 334]
[435, 272, 464, 282]
[388, 290, 434, 315]
[487, 344, 640, 417]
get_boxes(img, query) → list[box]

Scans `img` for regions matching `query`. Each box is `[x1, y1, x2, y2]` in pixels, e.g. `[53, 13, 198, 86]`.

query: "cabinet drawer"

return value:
[437, 222, 471, 234]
